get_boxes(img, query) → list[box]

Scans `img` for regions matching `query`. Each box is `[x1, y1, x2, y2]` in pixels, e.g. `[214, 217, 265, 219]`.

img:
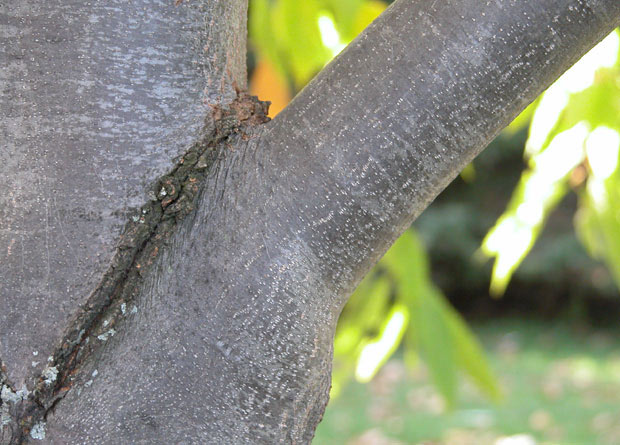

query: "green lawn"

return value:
[314, 318, 620, 445]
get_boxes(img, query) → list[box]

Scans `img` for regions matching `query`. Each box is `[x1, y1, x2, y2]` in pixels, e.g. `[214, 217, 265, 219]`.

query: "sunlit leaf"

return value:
[482, 123, 589, 296]
[525, 30, 619, 158]
[272, 0, 331, 86]
[355, 304, 409, 382]
[576, 126, 620, 288]
[504, 97, 539, 135]
[318, 0, 363, 41]
[317, 12, 346, 58]
[335, 276, 391, 356]
[332, 272, 391, 397]
[482, 29, 620, 296]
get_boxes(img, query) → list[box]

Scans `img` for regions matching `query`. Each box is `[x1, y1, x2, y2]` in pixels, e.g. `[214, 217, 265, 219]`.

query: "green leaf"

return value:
[576, 126, 620, 288]
[460, 162, 476, 183]
[525, 30, 619, 158]
[482, 123, 588, 296]
[504, 97, 539, 135]
[272, 0, 331, 87]
[249, 0, 288, 80]
[442, 299, 503, 402]
[351, 1, 387, 37]
[381, 230, 500, 407]
[381, 229, 430, 291]
[355, 304, 409, 382]
[335, 275, 391, 355]
[482, 29, 620, 296]
[410, 288, 458, 408]
[319, 0, 360, 39]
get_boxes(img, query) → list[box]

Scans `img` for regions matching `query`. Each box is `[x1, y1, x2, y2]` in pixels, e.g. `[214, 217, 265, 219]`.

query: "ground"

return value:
[315, 318, 620, 445]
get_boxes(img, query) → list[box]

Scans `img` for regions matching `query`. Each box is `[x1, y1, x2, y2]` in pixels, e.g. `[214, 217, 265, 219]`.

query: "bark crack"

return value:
[9, 93, 270, 444]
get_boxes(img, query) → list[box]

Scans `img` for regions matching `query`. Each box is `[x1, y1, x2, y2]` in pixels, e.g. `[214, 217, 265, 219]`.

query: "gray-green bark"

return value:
[2, 0, 619, 443]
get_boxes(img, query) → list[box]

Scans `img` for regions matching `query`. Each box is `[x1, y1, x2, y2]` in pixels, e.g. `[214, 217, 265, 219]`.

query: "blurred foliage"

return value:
[482, 29, 620, 296]
[248, 0, 620, 412]
[316, 319, 620, 444]
[249, 0, 386, 90]
[334, 232, 502, 407]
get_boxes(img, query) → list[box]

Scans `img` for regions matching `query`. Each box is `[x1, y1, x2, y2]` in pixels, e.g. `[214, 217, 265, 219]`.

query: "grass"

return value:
[314, 318, 620, 445]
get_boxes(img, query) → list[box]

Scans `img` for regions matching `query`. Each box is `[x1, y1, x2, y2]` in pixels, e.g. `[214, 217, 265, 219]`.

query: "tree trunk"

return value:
[1, 0, 619, 443]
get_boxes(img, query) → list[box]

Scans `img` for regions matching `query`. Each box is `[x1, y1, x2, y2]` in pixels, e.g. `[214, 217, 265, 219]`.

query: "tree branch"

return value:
[7, 0, 620, 443]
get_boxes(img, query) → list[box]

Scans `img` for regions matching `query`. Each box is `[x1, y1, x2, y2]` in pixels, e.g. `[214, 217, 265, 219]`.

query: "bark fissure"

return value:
[0, 0, 249, 390]
[2, 0, 620, 443]
[6, 94, 269, 444]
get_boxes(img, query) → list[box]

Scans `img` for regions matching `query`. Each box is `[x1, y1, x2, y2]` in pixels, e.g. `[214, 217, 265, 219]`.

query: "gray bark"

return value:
[2, 0, 619, 443]
[0, 0, 248, 441]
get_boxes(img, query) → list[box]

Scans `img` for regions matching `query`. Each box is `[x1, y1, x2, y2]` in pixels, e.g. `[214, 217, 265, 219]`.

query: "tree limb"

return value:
[2, 0, 619, 443]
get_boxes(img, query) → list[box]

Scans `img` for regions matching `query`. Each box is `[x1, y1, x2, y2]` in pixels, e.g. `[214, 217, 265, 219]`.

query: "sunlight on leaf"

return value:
[352, 0, 388, 37]
[585, 126, 620, 182]
[331, 273, 392, 398]
[355, 304, 409, 382]
[504, 98, 539, 134]
[576, 125, 620, 288]
[481, 29, 620, 297]
[483, 123, 589, 296]
[318, 12, 347, 58]
[334, 276, 391, 356]
[526, 31, 619, 157]
[250, 0, 386, 92]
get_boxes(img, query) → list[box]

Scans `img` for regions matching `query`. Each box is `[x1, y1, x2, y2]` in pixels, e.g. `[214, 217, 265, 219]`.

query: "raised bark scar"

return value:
[5, 93, 269, 444]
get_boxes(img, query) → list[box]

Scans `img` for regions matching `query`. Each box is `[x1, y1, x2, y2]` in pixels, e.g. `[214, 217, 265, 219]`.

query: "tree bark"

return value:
[1, 0, 249, 441]
[2, 0, 619, 443]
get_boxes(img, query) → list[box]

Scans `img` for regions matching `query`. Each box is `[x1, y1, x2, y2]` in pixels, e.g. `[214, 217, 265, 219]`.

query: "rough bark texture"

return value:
[0, 0, 248, 442]
[2, 0, 620, 443]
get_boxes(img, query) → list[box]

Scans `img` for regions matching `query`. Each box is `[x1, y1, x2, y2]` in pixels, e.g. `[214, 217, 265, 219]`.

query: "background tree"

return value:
[1, 0, 619, 444]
